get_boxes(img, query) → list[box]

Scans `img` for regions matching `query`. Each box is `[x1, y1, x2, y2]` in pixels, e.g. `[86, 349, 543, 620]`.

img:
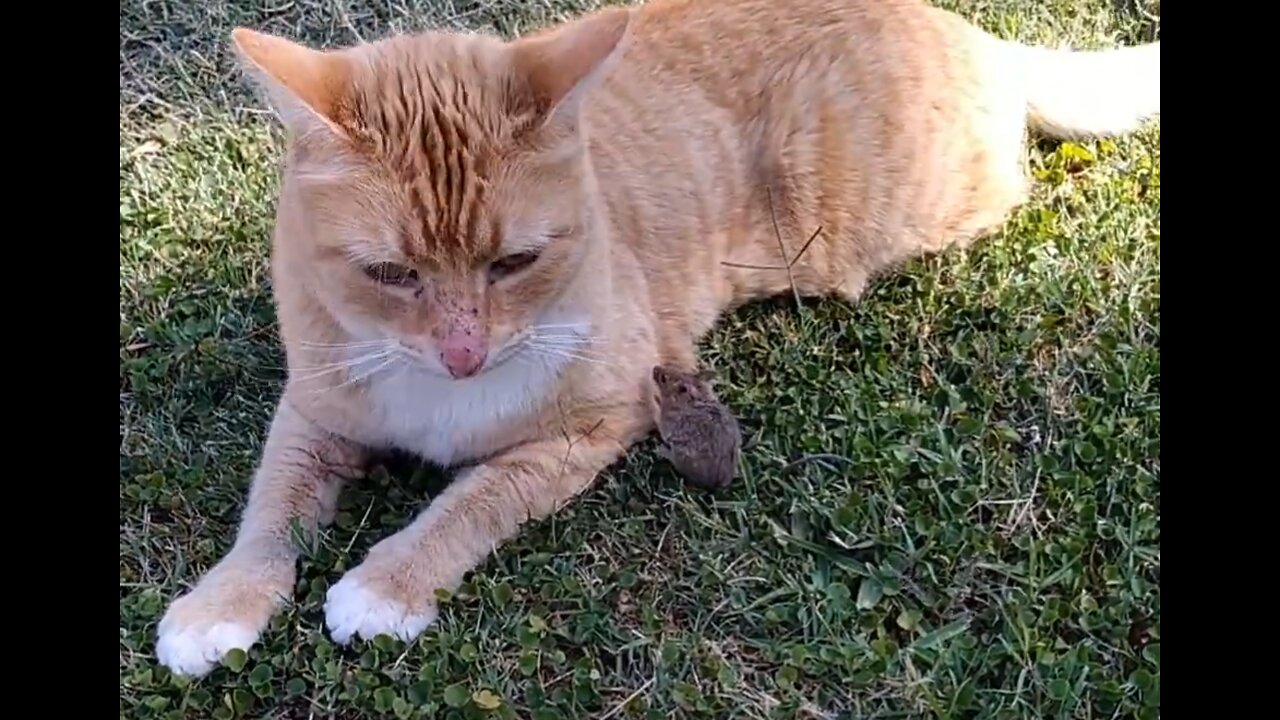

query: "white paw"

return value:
[155, 617, 259, 677]
[324, 574, 437, 645]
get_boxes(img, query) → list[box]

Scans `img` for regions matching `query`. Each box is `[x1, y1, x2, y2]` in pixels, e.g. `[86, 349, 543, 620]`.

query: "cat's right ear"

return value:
[230, 28, 354, 141]
[509, 7, 632, 137]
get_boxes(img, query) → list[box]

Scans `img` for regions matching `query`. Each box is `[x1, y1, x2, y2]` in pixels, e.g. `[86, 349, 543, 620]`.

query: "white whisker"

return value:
[291, 349, 397, 383]
[290, 351, 393, 369]
[528, 322, 594, 331]
[298, 339, 393, 350]
[528, 331, 602, 344]
[528, 348, 613, 364]
[536, 352, 616, 369]
[526, 339, 610, 359]
[350, 354, 403, 384]
[522, 346, 617, 368]
[528, 336, 604, 348]
[528, 332, 598, 342]
[308, 353, 404, 395]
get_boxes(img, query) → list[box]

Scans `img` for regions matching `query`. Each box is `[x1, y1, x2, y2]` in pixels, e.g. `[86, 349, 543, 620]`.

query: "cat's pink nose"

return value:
[440, 334, 487, 379]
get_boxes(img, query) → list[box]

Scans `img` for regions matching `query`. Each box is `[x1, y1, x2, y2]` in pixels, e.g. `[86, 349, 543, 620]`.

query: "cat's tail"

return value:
[1002, 40, 1161, 140]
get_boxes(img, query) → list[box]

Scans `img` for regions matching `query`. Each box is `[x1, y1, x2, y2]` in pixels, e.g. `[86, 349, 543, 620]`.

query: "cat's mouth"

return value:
[387, 322, 597, 381]
[392, 335, 524, 380]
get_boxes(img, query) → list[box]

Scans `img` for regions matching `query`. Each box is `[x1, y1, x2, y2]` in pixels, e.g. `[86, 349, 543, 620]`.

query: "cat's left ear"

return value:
[510, 6, 632, 135]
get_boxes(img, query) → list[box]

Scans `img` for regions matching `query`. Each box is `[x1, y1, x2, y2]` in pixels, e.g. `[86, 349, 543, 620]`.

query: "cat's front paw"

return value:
[156, 614, 260, 678]
[324, 571, 438, 645]
[155, 564, 289, 677]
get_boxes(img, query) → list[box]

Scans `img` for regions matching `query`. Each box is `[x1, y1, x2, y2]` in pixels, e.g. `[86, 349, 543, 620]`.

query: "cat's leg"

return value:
[659, 336, 702, 375]
[156, 398, 365, 677]
[323, 407, 647, 644]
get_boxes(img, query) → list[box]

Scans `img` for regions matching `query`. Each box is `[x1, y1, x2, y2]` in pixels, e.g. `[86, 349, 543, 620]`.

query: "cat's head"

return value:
[232, 8, 631, 379]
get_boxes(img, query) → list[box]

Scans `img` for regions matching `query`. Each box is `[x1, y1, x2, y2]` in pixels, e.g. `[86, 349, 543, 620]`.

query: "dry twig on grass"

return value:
[721, 188, 823, 308]
[554, 395, 606, 486]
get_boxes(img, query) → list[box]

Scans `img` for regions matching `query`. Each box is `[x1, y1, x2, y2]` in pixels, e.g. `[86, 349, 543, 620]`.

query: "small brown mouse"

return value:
[651, 365, 741, 490]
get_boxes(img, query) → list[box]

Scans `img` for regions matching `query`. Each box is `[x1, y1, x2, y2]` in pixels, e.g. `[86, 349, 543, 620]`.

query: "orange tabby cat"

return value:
[155, 0, 1159, 676]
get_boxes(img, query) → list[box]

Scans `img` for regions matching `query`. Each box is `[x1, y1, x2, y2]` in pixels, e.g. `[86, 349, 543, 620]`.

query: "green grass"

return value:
[119, 1, 1160, 718]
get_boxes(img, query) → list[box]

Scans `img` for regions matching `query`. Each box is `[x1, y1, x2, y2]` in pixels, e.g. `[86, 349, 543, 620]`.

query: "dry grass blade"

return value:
[721, 188, 824, 311]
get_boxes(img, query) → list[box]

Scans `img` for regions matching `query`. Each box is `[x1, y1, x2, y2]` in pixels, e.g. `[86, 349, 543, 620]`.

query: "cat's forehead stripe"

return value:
[355, 44, 508, 267]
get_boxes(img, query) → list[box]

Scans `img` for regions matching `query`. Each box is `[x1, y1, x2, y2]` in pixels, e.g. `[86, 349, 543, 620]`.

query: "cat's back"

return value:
[587, 0, 1025, 301]
[602, 0, 961, 110]
[589, 0, 1004, 197]
[575, 0, 1035, 360]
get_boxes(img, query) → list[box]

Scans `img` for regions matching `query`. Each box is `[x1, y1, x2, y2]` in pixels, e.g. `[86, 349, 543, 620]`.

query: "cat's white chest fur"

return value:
[361, 350, 565, 467]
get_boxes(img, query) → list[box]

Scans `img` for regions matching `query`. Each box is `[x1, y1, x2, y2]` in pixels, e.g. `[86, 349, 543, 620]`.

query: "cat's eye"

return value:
[488, 252, 540, 281]
[363, 262, 419, 286]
